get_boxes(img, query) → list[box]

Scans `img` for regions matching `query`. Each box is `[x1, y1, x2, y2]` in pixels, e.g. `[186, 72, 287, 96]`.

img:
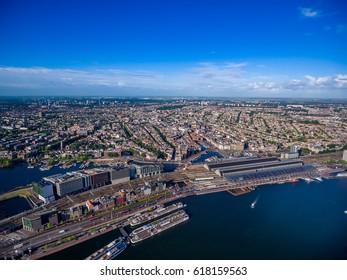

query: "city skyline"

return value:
[1, 0, 347, 98]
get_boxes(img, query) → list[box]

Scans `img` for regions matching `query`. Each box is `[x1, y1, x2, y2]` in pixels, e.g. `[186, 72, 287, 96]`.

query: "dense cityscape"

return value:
[1, 97, 346, 165]
[0, 96, 346, 260]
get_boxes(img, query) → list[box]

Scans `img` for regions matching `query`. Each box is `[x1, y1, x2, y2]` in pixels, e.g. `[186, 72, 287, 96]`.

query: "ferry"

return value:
[129, 202, 186, 227]
[85, 237, 127, 260]
[130, 210, 189, 244]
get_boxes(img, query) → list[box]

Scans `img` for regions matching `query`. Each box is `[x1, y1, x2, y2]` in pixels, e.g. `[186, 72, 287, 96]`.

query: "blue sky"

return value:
[0, 0, 346, 97]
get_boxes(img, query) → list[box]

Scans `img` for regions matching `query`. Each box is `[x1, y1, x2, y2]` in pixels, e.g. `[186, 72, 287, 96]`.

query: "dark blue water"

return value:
[46, 178, 347, 260]
[0, 163, 95, 194]
[0, 197, 31, 220]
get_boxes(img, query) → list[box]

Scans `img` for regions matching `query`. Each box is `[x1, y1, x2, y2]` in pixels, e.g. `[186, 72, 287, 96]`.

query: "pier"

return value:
[119, 227, 129, 238]
[227, 188, 252, 196]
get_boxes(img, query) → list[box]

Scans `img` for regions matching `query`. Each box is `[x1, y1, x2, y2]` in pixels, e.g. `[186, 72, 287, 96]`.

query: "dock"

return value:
[227, 187, 252, 196]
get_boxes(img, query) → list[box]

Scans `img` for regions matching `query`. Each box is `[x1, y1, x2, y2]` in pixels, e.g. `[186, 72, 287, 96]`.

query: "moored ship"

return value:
[336, 172, 347, 177]
[85, 237, 127, 260]
[129, 202, 186, 227]
[303, 177, 313, 183]
[130, 210, 189, 244]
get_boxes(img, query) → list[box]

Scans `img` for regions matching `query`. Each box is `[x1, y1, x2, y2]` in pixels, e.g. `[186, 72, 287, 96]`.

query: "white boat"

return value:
[344, 210, 347, 214]
[303, 177, 313, 183]
[251, 196, 259, 209]
[314, 177, 323, 182]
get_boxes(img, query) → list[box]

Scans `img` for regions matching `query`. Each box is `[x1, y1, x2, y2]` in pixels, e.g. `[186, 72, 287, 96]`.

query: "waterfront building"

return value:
[22, 209, 58, 232]
[204, 157, 303, 177]
[109, 167, 130, 184]
[204, 157, 278, 171]
[67, 171, 93, 190]
[82, 169, 110, 188]
[44, 173, 84, 197]
[32, 181, 55, 203]
[133, 164, 162, 178]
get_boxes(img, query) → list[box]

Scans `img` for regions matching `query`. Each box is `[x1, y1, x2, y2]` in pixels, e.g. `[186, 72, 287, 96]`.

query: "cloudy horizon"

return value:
[1, 0, 346, 98]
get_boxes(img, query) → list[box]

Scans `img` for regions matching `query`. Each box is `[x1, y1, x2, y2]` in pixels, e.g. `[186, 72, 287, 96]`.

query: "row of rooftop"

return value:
[1, 99, 346, 167]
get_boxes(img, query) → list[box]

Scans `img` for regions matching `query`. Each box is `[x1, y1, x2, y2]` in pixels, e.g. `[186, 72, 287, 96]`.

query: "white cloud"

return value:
[304, 74, 347, 88]
[300, 8, 319, 18]
[284, 79, 306, 90]
[248, 82, 277, 90]
[0, 65, 346, 97]
[334, 74, 347, 87]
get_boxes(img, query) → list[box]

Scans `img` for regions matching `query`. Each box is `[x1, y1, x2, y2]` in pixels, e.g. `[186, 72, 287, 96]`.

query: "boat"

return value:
[303, 177, 313, 183]
[251, 196, 259, 209]
[314, 177, 323, 182]
[129, 202, 186, 227]
[344, 210, 347, 214]
[39, 165, 50, 171]
[336, 172, 347, 177]
[85, 237, 127, 260]
[130, 210, 189, 244]
[292, 179, 299, 183]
